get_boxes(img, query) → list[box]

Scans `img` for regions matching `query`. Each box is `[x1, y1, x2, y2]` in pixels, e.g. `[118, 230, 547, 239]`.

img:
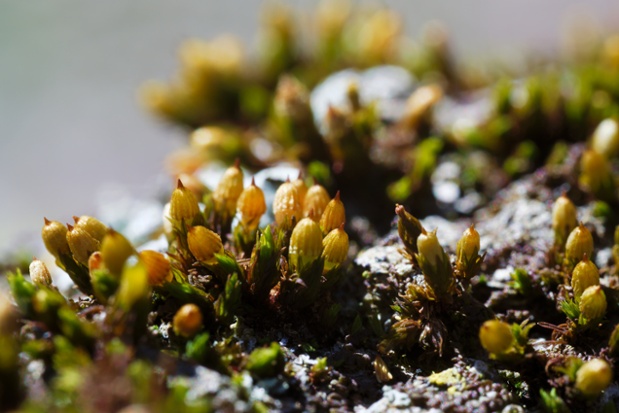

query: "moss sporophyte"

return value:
[8, 3, 619, 411]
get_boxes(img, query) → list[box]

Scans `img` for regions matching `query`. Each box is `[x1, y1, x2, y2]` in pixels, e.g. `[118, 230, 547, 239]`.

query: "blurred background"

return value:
[1, 0, 619, 255]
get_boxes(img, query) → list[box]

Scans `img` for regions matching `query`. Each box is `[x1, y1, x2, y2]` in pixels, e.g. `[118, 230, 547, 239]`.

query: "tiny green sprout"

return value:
[246, 342, 285, 378]
[575, 358, 613, 398]
[510, 268, 532, 296]
[539, 388, 570, 413]
[609, 323, 619, 356]
[309, 357, 330, 383]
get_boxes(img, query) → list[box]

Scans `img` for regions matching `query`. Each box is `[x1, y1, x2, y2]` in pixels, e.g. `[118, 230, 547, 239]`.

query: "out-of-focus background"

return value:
[1, 0, 618, 255]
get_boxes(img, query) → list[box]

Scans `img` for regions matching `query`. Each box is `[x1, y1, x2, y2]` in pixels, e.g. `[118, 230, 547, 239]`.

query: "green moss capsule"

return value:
[42, 218, 70, 259]
[213, 161, 244, 217]
[575, 358, 612, 398]
[187, 226, 224, 264]
[237, 177, 266, 230]
[139, 250, 172, 286]
[66, 224, 100, 266]
[303, 184, 330, 222]
[479, 320, 514, 355]
[322, 225, 349, 271]
[29, 258, 52, 287]
[173, 303, 203, 338]
[288, 218, 323, 271]
[170, 179, 200, 222]
[273, 180, 302, 228]
[571, 254, 599, 300]
[565, 223, 594, 265]
[552, 194, 577, 248]
[579, 285, 607, 321]
[100, 229, 135, 275]
[320, 191, 345, 235]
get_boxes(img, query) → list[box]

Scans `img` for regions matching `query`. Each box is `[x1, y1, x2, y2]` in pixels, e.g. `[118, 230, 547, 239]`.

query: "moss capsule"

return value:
[579, 149, 614, 197]
[173, 303, 203, 338]
[139, 250, 172, 286]
[291, 173, 308, 207]
[579, 285, 607, 321]
[322, 226, 349, 271]
[237, 177, 266, 230]
[320, 191, 345, 234]
[479, 320, 514, 355]
[303, 184, 330, 221]
[187, 226, 224, 264]
[273, 180, 302, 228]
[571, 255, 600, 299]
[42, 218, 70, 258]
[591, 118, 619, 158]
[565, 223, 594, 265]
[401, 84, 443, 129]
[100, 229, 135, 275]
[456, 224, 480, 266]
[575, 358, 613, 398]
[29, 258, 53, 287]
[66, 224, 100, 266]
[417, 229, 444, 269]
[552, 194, 577, 247]
[289, 218, 323, 271]
[170, 179, 200, 222]
[72, 215, 108, 242]
[213, 161, 244, 217]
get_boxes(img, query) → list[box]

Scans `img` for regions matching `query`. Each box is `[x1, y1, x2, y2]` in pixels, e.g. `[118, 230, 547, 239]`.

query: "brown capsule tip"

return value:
[72, 216, 80, 224]
[583, 253, 589, 262]
[66, 224, 74, 231]
[176, 179, 185, 189]
[395, 204, 404, 215]
[339, 223, 345, 230]
[335, 191, 341, 201]
[312, 177, 318, 186]
[234, 158, 241, 168]
[285, 176, 290, 183]
[297, 170, 303, 180]
[251, 176, 256, 186]
[469, 223, 476, 230]
[44, 217, 51, 225]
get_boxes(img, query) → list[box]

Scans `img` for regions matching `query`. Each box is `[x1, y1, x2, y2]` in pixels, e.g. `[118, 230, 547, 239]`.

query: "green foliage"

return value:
[246, 343, 285, 378]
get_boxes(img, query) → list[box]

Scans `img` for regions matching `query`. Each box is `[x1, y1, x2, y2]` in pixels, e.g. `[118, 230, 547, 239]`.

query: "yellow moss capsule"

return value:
[291, 173, 308, 207]
[162, 202, 173, 239]
[139, 250, 172, 286]
[170, 179, 200, 222]
[273, 181, 302, 228]
[571, 255, 600, 299]
[479, 320, 514, 355]
[401, 84, 443, 129]
[289, 218, 323, 271]
[187, 226, 224, 264]
[320, 191, 346, 234]
[579, 285, 607, 321]
[66, 224, 100, 266]
[456, 224, 480, 266]
[575, 358, 613, 398]
[237, 177, 266, 230]
[322, 226, 349, 271]
[42, 218, 70, 258]
[303, 184, 330, 221]
[176, 173, 207, 199]
[565, 223, 594, 264]
[591, 118, 619, 158]
[100, 230, 135, 275]
[552, 194, 577, 247]
[190, 126, 227, 154]
[417, 229, 444, 269]
[72, 215, 107, 242]
[579, 149, 613, 195]
[213, 162, 244, 217]
[173, 303, 203, 338]
[29, 258, 52, 287]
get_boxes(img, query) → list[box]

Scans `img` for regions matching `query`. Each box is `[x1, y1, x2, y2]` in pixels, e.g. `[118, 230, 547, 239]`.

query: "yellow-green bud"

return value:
[571, 255, 600, 300]
[236, 177, 266, 230]
[116, 260, 150, 310]
[170, 179, 200, 222]
[72, 215, 108, 242]
[213, 161, 244, 217]
[565, 223, 594, 265]
[552, 194, 577, 247]
[303, 184, 331, 222]
[479, 320, 514, 355]
[575, 358, 613, 398]
[139, 250, 172, 286]
[456, 224, 480, 266]
[417, 229, 444, 269]
[320, 191, 346, 235]
[67, 223, 100, 266]
[579, 149, 614, 196]
[173, 303, 203, 338]
[591, 118, 619, 158]
[100, 229, 135, 275]
[322, 226, 349, 271]
[401, 84, 443, 129]
[291, 173, 308, 207]
[42, 218, 70, 258]
[289, 218, 323, 271]
[29, 258, 53, 287]
[579, 285, 607, 321]
[273, 180, 302, 228]
[187, 226, 224, 264]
